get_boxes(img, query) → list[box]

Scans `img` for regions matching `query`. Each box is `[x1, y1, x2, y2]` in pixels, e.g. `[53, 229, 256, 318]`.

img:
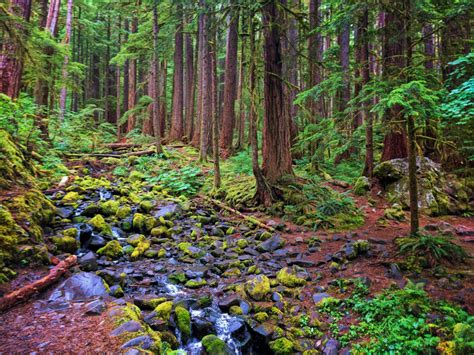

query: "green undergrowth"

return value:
[319, 280, 474, 354]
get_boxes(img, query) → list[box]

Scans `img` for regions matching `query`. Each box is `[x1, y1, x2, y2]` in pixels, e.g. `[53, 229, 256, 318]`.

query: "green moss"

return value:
[151, 226, 170, 237]
[139, 200, 154, 213]
[127, 234, 145, 247]
[354, 239, 369, 253]
[131, 239, 151, 260]
[175, 306, 191, 340]
[116, 206, 132, 219]
[63, 191, 81, 203]
[276, 267, 307, 288]
[229, 306, 243, 315]
[254, 312, 269, 323]
[169, 273, 186, 284]
[185, 279, 207, 288]
[154, 301, 173, 321]
[269, 337, 294, 355]
[88, 214, 113, 236]
[453, 323, 472, 339]
[384, 204, 406, 221]
[97, 240, 123, 260]
[63, 228, 78, 239]
[245, 275, 270, 301]
[157, 249, 166, 258]
[110, 285, 124, 297]
[132, 213, 156, 233]
[123, 245, 134, 255]
[101, 200, 120, 216]
[223, 268, 241, 278]
[236, 239, 248, 248]
[201, 335, 230, 355]
[51, 236, 78, 253]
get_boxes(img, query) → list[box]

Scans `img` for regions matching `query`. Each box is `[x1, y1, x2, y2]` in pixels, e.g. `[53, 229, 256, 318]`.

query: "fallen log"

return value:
[201, 195, 275, 232]
[66, 150, 156, 158]
[0, 255, 77, 313]
[102, 142, 145, 149]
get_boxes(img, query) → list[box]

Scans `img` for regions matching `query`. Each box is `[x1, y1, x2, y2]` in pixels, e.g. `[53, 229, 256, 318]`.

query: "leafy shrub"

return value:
[396, 233, 468, 267]
[320, 282, 474, 353]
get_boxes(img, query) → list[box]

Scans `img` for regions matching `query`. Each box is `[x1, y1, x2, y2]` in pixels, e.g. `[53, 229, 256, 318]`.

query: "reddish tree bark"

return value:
[337, 20, 350, 113]
[116, 17, 122, 139]
[157, 60, 167, 137]
[380, 1, 408, 161]
[235, 17, 246, 151]
[191, 13, 203, 148]
[184, 32, 195, 140]
[0, 0, 32, 99]
[219, 0, 239, 155]
[151, 0, 162, 153]
[199, 0, 212, 161]
[262, 1, 294, 184]
[127, 16, 138, 132]
[169, 4, 184, 141]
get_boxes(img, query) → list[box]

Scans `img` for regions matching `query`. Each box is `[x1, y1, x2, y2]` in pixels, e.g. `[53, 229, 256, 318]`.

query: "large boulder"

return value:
[49, 272, 108, 301]
[374, 157, 472, 216]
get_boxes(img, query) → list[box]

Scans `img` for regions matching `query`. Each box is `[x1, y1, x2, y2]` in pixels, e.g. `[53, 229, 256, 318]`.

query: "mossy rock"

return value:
[175, 306, 191, 340]
[276, 267, 307, 288]
[97, 240, 123, 260]
[384, 204, 405, 221]
[62, 191, 81, 203]
[139, 200, 154, 213]
[101, 200, 120, 216]
[223, 268, 241, 278]
[201, 335, 232, 355]
[63, 228, 78, 239]
[245, 275, 270, 301]
[229, 306, 243, 315]
[185, 279, 207, 289]
[0, 129, 36, 189]
[88, 214, 113, 236]
[127, 234, 146, 247]
[116, 206, 132, 219]
[51, 236, 78, 253]
[151, 226, 170, 238]
[132, 213, 156, 233]
[254, 312, 269, 323]
[131, 239, 151, 260]
[269, 337, 294, 355]
[154, 301, 173, 321]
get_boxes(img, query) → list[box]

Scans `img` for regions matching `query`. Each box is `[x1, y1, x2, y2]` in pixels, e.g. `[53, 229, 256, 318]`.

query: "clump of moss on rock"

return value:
[97, 240, 123, 260]
[88, 214, 113, 236]
[245, 275, 271, 301]
[276, 267, 307, 288]
[175, 306, 191, 341]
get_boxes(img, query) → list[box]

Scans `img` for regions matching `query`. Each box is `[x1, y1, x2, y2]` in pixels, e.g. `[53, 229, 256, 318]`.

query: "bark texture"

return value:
[169, 4, 184, 141]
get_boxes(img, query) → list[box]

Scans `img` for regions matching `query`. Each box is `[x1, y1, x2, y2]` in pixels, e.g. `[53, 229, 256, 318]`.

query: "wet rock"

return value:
[97, 269, 122, 285]
[343, 244, 357, 260]
[257, 235, 285, 252]
[79, 251, 98, 271]
[251, 322, 275, 342]
[154, 203, 181, 218]
[49, 272, 108, 301]
[121, 335, 153, 350]
[109, 285, 125, 297]
[85, 299, 106, 315]
[388, 263, 403, 280]
[83, 203, 102, 217]
[287, 258, 316, 267]
[323, 338, 340, 355]
[77, 223, 94, 246]
[202, 334, 233, 355]
[218, 294, 241, 311]
[312, 293, 331, 304]
[57, 207, 74, 219]
[111, 320, 143, 336]
[88, 235, 107, 250]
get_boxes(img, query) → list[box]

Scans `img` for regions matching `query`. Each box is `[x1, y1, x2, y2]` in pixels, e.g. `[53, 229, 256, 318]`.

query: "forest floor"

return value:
[0, 146, 473, 354]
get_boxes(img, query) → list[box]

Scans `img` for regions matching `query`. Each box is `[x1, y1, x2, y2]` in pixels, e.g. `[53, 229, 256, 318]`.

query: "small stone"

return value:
[85, 299, 106, 315]
[312, 293, 331, 304]
[79, 251, 98, 271]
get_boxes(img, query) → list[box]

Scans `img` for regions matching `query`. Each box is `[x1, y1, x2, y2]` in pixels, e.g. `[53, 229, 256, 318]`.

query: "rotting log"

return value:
[0, 255, 77, 312]
[201, 195, 275, 232]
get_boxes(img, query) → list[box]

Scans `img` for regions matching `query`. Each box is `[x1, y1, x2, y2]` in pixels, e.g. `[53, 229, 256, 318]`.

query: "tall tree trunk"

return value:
[127, 16, 138, 132]
[380, 0, 408, 162]
[169, 4, 184, 141]
[211, 31, 221, 188]
[184, 32, 195, 141]
[0, 0, 32, 99]
[356, 6, 373, 178]
[191, 12, 203, 147]
[199, 0, 212, 161]
[249, 15, 273, 206]
[158, 61, 167, 137]
[423, 23, 437, 159]
[337, 19, 350, 113]
[235, 23, 246, 151]
[34, 0, 61, 140]
[308, 0, 324, 118]
[123, 18, 130, 124]
[262, 0, 294, 184]
[116, 17, 122, 140]
[281, 0, 299, 147]
[151, 0, 162, 153]
[59, 0, 74, 121]
[219, 0, 239, 156]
